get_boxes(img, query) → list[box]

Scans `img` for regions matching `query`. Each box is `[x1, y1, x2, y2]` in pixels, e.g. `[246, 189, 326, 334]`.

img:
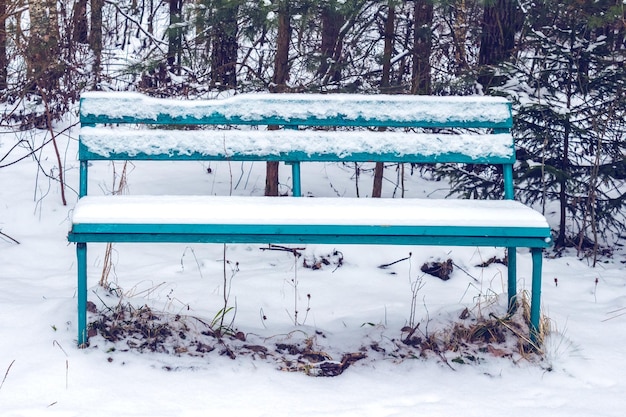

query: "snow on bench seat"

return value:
[69, 196, 551, 247]
[79, 127, 515, 163]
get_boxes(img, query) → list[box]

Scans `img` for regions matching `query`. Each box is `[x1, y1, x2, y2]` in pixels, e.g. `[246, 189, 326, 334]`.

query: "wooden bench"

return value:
[68, 92, 552, 347]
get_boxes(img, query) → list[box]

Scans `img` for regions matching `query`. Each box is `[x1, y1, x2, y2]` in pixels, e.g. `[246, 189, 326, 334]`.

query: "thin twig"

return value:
[378, 255, 411, 269]
[451, 261, 479, 283]
[103, 0, 167, 50]
[38, 88, 67, 206]
[0, 230, 20, 244]
[53, 340, 68, 357]
[602, 308, 626, 322]
[601, 312, 626, 322]
[0, 360, 15, 392]
[259, 244, 305, 257]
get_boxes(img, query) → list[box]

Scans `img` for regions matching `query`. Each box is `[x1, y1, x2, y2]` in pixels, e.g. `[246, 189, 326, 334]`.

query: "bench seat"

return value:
[69, 196, 551, 247]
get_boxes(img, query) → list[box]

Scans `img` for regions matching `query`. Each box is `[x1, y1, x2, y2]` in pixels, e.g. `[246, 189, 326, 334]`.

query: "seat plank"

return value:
[69, 196, 550, 247]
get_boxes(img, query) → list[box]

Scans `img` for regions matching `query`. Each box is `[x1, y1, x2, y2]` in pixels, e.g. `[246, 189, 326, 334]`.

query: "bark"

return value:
[72, 0, 89, 44]
[411, 0, 433, 95]
[272, 1, 291, 92]
[265, 1, 291, 197]
[373, 3, 395, 198]
[478, 0, 521, 90]
[210, 1, 240, 90]
[0, 0, 7, 90]
[452, 0, 469, 73]
[379, 4, 395, 94]
[27, 0, 60, 93]
[168, 0, 182, 73]
[318, 2, 345, 84]
[90, 0, 104, 87]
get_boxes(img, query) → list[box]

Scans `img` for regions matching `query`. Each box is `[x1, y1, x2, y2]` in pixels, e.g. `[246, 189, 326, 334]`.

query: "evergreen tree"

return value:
[498, 0, 625, 253]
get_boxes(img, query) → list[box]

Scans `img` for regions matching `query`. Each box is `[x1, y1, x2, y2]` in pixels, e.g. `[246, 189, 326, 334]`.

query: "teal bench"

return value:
[68, 92, 551, 347]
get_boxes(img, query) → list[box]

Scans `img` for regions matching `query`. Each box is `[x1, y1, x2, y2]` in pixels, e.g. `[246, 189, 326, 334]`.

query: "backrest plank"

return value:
[80, 92, 512, 129]
[78, 92, 515, 199]
[79, 127, 515, 164]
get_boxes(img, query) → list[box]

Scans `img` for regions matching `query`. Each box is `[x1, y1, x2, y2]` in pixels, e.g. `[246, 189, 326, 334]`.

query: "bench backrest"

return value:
[78, 92, 515, 198]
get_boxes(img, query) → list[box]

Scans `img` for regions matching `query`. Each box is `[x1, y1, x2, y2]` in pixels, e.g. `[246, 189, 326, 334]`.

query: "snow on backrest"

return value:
[79, 127, 515, 163]
[80, 92, 512, 129]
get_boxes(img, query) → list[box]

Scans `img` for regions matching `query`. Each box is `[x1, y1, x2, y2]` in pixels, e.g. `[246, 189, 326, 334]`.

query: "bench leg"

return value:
[288, 161, 302, 197]
[530, 248, 543, 344]
[77, 242, 88, 347]
[507, 247, 517, 314]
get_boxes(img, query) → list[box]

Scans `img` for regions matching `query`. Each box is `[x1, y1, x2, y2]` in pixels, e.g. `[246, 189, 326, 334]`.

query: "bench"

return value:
[68, 92, 552, 347]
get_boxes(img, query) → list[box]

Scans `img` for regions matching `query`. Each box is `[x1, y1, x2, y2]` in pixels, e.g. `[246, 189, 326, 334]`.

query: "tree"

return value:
[167, 0, 183, 74]
[372, 2, 396, 198]
[27, 0, 61, 95]
[89, 0, 104, 88]
[265, 0, 292, 196]
[317, 0, 346, 85]
[0, 0, 7, 91]
[72, 0, 89, 44]
[411, 0, 434, 95]
[499, 0, 625, 252]
[208, 0, 241, 90]
[477, 0, 521, 91]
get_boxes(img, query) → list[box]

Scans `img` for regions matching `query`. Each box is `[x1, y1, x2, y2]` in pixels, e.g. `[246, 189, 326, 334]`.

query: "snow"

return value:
[1, 123, 626, 417]
[80, 127, 515, 161]
[72, 195, 549, 229]
[80, 92, 512, 125]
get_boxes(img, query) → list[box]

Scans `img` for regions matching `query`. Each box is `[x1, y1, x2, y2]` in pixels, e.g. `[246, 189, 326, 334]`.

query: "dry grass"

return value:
[86, 288, 549, 375]
[99, 162, 129, 288]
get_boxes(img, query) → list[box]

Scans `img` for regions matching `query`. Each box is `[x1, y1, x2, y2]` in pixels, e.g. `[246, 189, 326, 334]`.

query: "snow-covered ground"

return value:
[1, 123, 625, 416]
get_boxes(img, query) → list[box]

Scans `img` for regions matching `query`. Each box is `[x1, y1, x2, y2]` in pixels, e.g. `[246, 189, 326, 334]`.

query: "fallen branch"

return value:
[0, 360, 15, 392]
[378, 254, 411, 269]
[451, 261, 479, 283]
[0, 230, 20, 244]
[259, 244, 305, 257]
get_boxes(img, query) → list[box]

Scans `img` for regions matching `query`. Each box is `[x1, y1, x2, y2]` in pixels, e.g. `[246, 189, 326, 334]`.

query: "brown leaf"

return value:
[487, 344, 509, 358]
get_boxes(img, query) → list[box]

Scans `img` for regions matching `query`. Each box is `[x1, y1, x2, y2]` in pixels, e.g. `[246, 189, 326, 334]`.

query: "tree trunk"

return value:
[451, 0, 469, 73]
[272, 1, 291, 92]
[318, 2, 344, 84]
[72, 0, 89, 44]
[27, 0, 60, 93]
[373, 3, 395, 198]
[168, 0, 182, 74]
[90, 0, 103, 88]
[555, 117, 571, 248]
[478, 0, 521, 91]
[0, 0, 7, 91]
[210, 1, 239, 90]
[265, 1, 291, 197]
[380, 4, 395, 94]
[411, 0, 433, 95]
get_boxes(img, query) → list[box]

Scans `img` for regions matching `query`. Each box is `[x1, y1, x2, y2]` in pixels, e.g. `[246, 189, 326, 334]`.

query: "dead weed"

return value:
[87, 301, 545, 375]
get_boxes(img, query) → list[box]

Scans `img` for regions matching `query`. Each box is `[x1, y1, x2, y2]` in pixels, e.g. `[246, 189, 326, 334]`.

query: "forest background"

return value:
[0, 0, 624, 260]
